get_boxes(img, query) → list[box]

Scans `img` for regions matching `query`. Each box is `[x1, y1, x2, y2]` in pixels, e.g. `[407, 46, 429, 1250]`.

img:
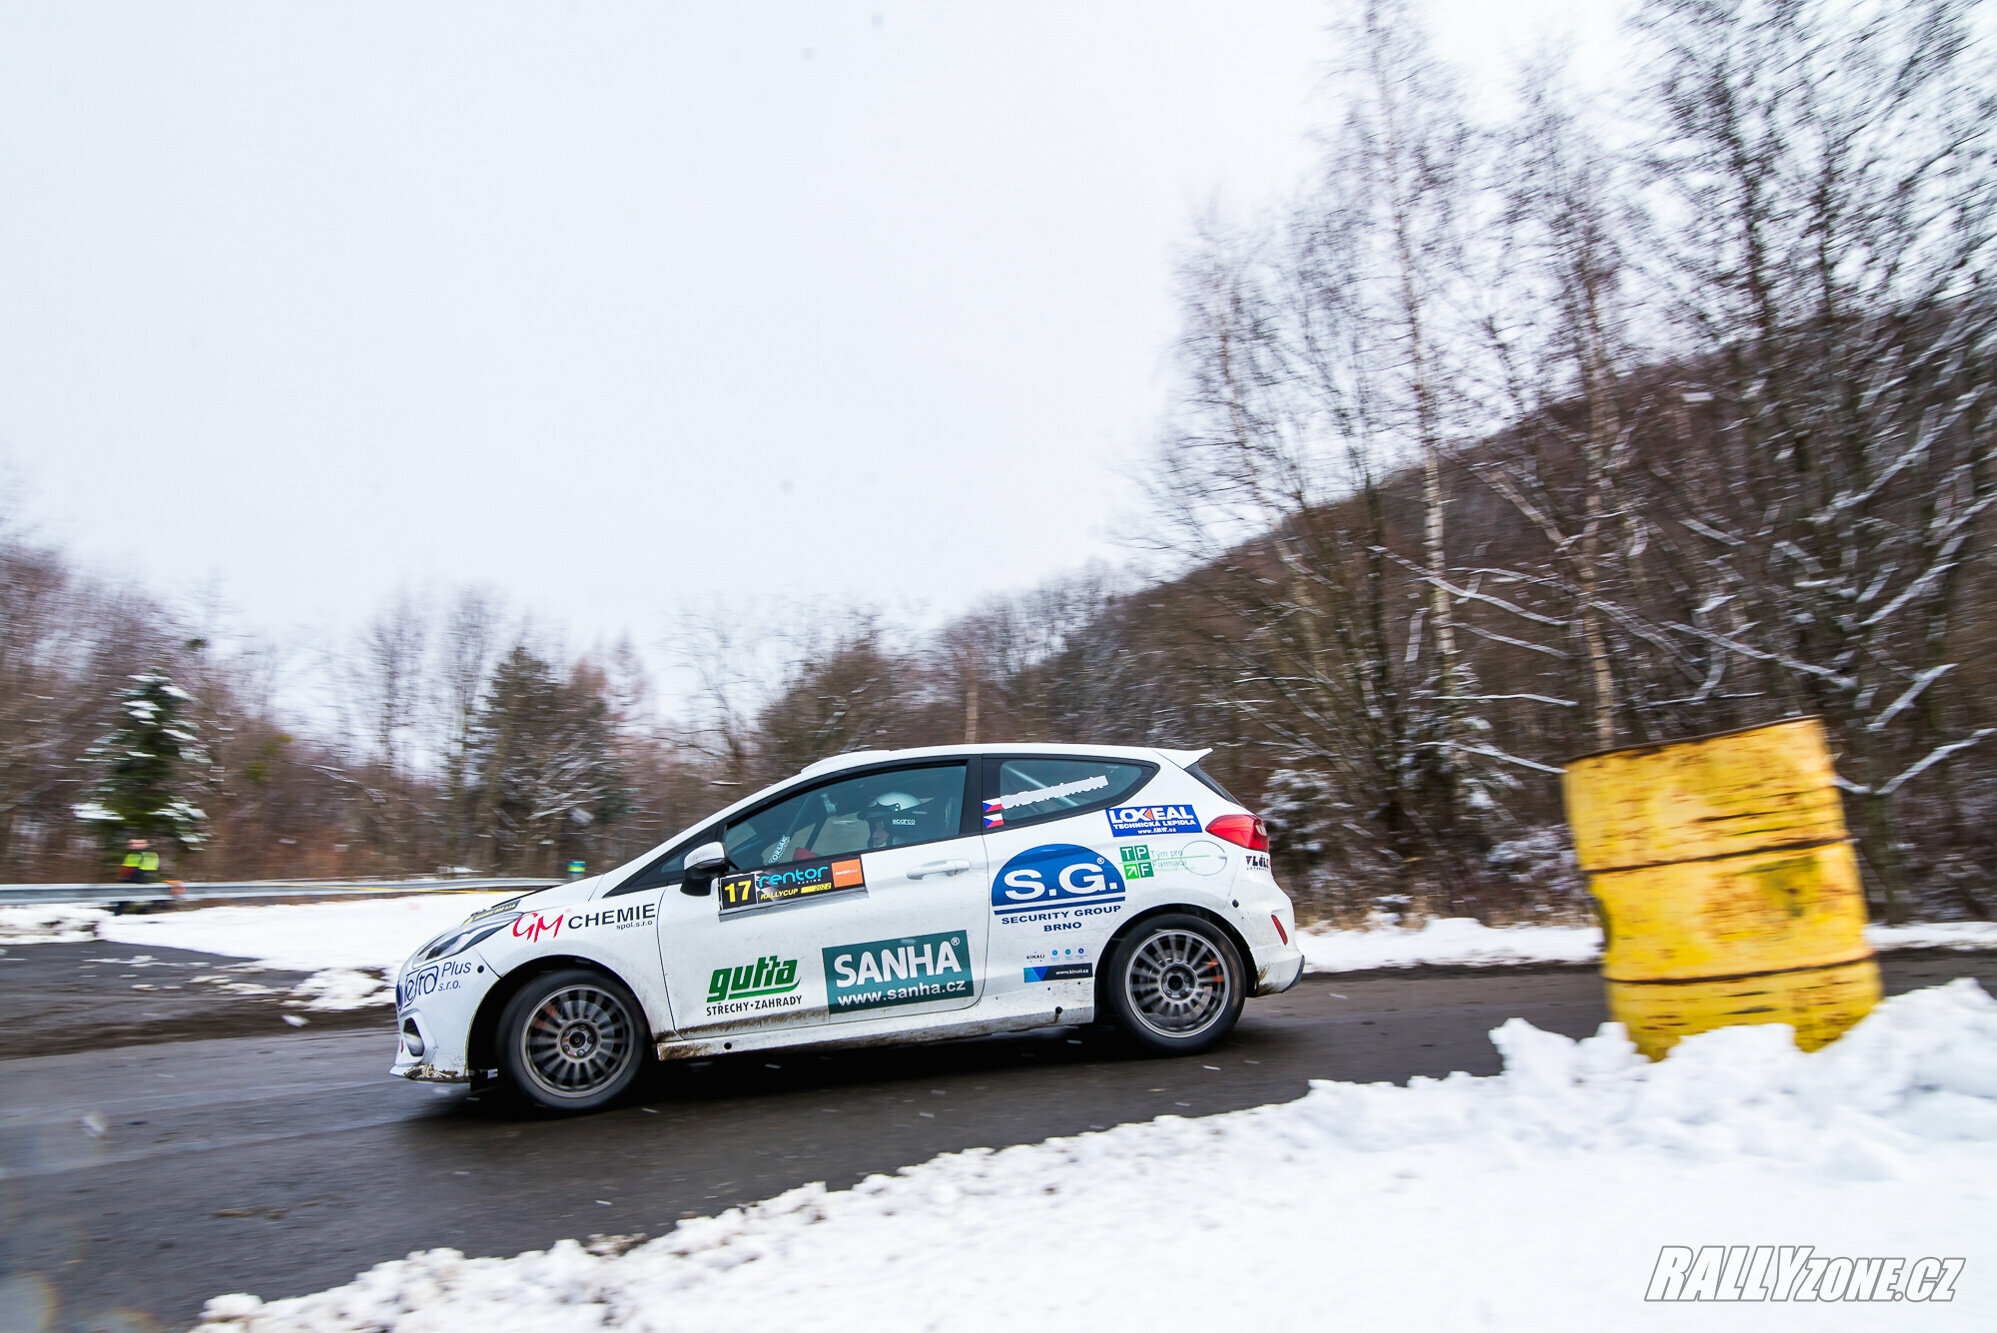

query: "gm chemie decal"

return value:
[991, 844, 1126, 934]
[823, 930, 972, 1011]
[717, 857, 865, 916]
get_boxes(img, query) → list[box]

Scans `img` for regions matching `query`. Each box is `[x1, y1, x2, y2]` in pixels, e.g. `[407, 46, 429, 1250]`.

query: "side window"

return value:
[725, 762, 968, 868]
[982, 758, 1151, 831]
[607, 824, 719, 896]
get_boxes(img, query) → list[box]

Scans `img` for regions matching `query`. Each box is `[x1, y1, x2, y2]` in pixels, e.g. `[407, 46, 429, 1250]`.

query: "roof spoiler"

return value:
[1158, 747, 1213, 769]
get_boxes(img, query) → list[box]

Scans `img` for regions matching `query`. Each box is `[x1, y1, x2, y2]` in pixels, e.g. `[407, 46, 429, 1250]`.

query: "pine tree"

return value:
[72, 672, 210, 862]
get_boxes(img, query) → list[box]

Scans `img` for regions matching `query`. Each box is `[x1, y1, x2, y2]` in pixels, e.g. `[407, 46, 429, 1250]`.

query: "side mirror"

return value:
[679, 841, 728, 896]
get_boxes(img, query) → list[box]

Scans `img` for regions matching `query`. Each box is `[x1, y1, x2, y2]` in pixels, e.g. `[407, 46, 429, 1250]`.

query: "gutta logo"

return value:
[707, 955, 800, 1003]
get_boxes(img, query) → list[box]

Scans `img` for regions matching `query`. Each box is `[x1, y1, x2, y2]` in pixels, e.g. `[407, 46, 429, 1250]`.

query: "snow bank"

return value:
[1, 893, 506, 1010]
[89, 893, 508, 1013]
[0, 903, 109, 943]
[1298, 916, 1604, 970]
[194, 982, 1997, 1332]
[1299, 915, 1997, 972]
[1870, 921, 1997, 953]
[88, 893, 510, 974]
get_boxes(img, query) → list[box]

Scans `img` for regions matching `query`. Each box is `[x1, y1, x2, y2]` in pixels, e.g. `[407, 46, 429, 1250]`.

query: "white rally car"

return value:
[393, 744, 1303, 1110]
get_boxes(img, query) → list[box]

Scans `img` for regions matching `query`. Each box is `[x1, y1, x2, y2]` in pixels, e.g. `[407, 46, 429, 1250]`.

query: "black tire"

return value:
[497, 967, 649, 1112]
[1103, 912, 1245, 1055]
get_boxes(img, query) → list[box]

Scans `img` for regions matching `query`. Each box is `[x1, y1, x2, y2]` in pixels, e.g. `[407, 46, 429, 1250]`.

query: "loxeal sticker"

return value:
[1106, 804, 1201, 837]
[717, 858, 866, 914]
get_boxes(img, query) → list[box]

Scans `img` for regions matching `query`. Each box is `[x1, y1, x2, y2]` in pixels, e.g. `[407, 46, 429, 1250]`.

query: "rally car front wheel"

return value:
[1104, 913, 1245, 1055]
[497, 968, 648, 1112]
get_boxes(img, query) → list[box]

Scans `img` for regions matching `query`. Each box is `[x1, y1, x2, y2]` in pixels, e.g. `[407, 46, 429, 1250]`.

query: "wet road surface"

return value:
[5, 951, 1993, 1330]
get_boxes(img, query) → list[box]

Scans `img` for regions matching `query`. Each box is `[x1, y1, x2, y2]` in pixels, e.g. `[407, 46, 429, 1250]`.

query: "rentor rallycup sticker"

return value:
[823, 930, 971, 1012]
[1106, 804, 1201, 837]
[717, 857, 865, 915]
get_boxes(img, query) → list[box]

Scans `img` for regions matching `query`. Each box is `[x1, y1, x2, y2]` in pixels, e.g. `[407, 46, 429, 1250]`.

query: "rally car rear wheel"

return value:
[1105, 913, 1245, 1055]
[498, 968, 647, 1111]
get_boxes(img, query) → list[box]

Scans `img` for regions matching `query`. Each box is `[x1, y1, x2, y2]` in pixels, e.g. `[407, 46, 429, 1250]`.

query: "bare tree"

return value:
[1637, 0, 1997, 920]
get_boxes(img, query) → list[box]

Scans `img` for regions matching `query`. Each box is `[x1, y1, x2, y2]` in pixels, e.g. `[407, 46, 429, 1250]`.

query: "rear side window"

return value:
[1185, 762, 1241, 806]
[982, 757, 1151, 831]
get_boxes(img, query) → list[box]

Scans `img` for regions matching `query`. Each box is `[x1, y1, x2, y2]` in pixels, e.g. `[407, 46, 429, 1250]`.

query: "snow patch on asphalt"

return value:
[284, 967, 397, 1011]
[193, 981, 1997, 1332]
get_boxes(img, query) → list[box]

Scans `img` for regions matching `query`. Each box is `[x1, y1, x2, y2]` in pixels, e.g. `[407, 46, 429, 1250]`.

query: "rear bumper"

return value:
[1252, 946, 1305, 996]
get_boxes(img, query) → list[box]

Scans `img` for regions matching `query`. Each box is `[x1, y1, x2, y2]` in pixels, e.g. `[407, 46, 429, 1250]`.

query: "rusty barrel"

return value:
[1561, 717, 1880, 1060]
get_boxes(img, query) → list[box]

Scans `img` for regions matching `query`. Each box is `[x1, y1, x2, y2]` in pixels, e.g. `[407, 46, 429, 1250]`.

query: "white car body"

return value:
[392, 743, 1303, 1086]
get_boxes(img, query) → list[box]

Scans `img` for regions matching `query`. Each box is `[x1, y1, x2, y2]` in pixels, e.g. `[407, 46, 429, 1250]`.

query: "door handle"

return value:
[908, 858, 972, 880]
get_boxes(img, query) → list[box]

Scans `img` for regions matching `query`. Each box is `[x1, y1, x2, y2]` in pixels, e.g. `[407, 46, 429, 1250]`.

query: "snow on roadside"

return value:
[195, 981, 1997, 1332]
[88, 893, 510, 973]
[1298, 915, 1604, 971]
[1869, 921, 1997, 953]
[0, 903, 109, 943]
[1298, 915, 1997, 972]
[8, 894, 1994, 1001]
[1, 893, 507, 1010]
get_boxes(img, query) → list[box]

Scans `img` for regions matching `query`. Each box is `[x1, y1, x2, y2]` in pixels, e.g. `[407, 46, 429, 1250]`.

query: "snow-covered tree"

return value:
[72, 672, 210, 858]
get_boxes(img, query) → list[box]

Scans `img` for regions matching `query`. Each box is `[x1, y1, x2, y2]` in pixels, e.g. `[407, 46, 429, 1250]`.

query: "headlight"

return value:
[416, 916, 516, 963]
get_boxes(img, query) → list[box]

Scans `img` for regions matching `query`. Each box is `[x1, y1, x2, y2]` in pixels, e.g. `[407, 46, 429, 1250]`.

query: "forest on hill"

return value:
[3, 0, 1990, 924]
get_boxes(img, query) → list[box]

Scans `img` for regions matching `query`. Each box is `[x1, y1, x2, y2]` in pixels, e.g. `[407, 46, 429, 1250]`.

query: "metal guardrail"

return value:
[0, 877, 561, 907]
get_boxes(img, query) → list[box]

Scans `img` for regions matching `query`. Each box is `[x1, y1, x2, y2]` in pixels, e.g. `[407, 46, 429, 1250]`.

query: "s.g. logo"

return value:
[992, 844, 1126, 917]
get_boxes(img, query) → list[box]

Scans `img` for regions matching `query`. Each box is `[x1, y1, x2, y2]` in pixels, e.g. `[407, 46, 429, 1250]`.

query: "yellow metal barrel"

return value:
[1561, 717, 1880, 1059]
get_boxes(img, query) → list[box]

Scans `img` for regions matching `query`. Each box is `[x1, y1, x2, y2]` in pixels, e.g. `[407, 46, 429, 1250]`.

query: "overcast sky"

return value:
[0, 1, 1629, 671]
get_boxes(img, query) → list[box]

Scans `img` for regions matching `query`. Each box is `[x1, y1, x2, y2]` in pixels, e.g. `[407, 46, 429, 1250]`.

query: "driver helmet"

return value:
[862, 792, 919, 847]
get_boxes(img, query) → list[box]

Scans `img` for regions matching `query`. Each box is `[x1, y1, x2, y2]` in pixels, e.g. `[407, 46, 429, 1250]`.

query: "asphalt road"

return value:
[5, 951, 1994, 1331]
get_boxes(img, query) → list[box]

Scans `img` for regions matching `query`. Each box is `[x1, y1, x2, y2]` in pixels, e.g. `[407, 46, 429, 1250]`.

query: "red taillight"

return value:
[1271, 913, 1289, 945]
[1206, 813, 1269, 852]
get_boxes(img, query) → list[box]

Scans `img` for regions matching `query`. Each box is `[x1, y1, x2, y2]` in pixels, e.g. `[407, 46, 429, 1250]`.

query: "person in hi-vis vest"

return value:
[120, 838, 160, 884]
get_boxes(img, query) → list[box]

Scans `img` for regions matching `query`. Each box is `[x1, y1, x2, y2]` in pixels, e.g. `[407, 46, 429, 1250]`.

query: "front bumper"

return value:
[389, 951, 495, 1082]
